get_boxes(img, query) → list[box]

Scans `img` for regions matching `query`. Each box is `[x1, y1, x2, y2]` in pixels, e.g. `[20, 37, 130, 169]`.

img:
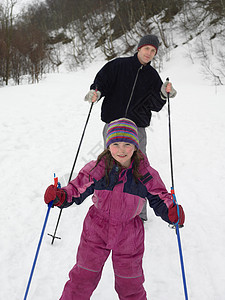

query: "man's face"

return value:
[137, 45, 157, 65]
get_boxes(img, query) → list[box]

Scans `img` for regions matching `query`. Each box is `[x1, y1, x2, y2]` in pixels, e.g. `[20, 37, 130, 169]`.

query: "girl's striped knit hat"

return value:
[106, 118, 139, 149]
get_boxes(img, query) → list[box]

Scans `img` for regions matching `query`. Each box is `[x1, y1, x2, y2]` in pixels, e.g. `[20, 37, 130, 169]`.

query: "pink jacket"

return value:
[61, 154, 173, 224]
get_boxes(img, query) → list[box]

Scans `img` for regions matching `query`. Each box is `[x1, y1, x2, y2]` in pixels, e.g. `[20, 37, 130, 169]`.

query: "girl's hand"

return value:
[44, 185, 66, 207]
[168, 204, 185, 225]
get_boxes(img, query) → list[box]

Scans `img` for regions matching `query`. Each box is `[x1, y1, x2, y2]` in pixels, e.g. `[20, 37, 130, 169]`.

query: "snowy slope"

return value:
[1, 45, 225, 300]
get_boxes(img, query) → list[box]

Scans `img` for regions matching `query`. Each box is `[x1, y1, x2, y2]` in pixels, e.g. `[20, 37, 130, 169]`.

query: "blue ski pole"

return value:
[23, 174, 58, 300]
[171, 188, 188, 300]
[166, 78, 188, 300]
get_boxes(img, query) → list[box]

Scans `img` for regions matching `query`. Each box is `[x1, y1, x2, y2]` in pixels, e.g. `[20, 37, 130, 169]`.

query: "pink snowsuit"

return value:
[59, 154, 173, 300]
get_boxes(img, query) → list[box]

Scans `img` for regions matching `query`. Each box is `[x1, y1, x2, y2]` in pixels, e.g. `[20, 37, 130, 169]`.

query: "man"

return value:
[84, 34, 177, 221]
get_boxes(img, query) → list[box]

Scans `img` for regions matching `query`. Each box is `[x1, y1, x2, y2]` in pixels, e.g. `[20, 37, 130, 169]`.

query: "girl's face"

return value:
[109, 142, 136, 168]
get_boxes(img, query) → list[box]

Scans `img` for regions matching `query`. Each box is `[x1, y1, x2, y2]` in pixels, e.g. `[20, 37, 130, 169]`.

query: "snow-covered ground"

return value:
[1, 44, 225, 300]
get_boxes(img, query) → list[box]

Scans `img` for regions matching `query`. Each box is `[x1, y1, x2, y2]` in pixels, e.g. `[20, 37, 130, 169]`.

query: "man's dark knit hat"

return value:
[137, 34, 159, 53]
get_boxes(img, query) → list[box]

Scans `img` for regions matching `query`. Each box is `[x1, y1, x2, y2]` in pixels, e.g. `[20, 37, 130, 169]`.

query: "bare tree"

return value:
[86, 1, 117, 60]
[0, 0, 17, 85]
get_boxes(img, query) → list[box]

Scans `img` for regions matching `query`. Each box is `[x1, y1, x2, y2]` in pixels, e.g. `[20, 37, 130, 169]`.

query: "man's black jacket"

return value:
[90, 53, 166, 127]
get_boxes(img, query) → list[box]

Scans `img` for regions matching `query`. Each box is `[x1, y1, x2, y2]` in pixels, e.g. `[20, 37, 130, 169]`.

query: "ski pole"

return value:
[48, 102, 94, 244]
[24, 174, 58, 300]
[166, 78, 188, 300]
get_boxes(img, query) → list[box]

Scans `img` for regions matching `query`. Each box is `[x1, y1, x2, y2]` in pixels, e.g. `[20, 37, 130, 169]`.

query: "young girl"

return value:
[44, 118, 185, 300]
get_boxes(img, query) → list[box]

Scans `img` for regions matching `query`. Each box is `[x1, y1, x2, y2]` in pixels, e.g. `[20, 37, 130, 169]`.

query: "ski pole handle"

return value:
[93, 88, 99, 102]
[54, 173, 58, 187]
[166, 77, 172, 94]
[47, 174, 59, 208]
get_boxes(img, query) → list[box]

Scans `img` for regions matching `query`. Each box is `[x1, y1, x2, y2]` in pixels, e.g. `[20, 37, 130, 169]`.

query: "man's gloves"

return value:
[84, 89, 101, 103]
[161, 81, 177, 99]
[168, 204, 185, 226]
[44, 185, 66, 207]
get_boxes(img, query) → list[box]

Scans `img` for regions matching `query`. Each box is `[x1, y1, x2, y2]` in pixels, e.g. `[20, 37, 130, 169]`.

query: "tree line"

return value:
[0, 0, 225, 86]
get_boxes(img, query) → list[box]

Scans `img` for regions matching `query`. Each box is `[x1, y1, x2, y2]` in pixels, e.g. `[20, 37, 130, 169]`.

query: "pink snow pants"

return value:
[59, 206, 147, 300]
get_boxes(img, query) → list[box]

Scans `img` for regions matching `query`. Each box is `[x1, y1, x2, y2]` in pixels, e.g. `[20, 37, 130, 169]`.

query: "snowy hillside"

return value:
[1, 44, 225, 300]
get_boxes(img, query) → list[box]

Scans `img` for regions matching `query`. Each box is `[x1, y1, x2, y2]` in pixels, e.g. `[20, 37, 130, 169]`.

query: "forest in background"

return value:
[0, 0, 225, 86]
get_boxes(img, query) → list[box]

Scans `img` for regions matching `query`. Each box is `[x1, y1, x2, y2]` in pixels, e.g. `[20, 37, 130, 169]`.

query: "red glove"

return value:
[44, 185, 66, 207]
[168, 204, 185, 225]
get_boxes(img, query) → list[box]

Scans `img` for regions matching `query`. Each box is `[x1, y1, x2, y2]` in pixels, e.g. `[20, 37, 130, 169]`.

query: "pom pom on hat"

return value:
[137, 34, 159, 53]
[106, 118, 139, 149]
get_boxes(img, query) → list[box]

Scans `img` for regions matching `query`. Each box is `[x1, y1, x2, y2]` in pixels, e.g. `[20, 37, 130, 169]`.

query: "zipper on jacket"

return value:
[125, 65, 143, 117]
[113, 165, 119, 186]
